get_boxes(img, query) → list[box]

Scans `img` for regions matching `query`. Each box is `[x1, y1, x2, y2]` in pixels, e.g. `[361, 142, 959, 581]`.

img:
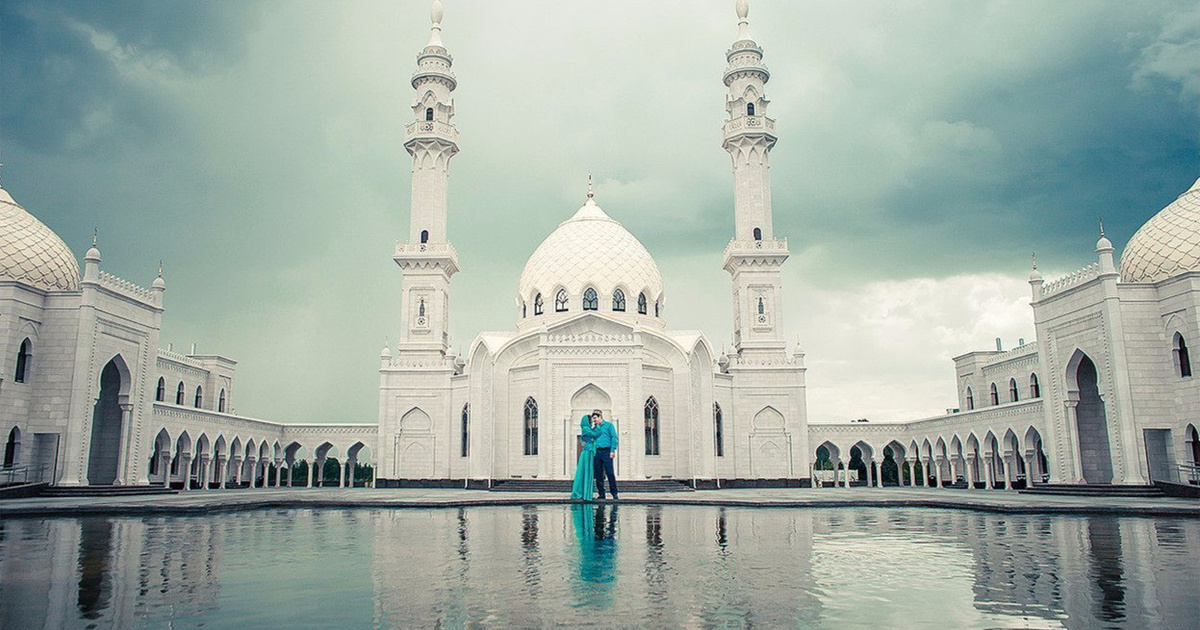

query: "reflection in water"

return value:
[1, 507, 1198, 628]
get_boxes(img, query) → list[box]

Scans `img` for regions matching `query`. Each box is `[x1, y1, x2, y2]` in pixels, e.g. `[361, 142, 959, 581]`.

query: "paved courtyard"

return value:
[3, 487, 1197, 518]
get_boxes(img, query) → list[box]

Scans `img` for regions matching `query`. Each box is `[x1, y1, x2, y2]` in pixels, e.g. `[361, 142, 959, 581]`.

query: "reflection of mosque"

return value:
[4, 509, 1195, 627]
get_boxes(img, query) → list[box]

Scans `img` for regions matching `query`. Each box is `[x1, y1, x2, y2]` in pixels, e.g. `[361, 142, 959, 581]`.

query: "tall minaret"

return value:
[395, 0, 460, 356]
[721, 0, 789, 360]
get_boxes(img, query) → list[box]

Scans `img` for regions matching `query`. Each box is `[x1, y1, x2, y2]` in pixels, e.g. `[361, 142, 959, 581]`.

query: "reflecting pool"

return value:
[1, 506, 1197, 628]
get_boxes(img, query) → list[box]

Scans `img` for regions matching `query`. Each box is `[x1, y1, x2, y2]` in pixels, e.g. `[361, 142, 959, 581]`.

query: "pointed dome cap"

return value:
[1120, 176, 1200, 283]
[0, 182, 81, 291]
[517, 190, 663, 309]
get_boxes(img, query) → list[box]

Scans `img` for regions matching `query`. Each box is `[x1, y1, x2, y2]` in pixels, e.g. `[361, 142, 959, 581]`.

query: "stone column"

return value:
[1002, 454, 1013, 490]
[984, 456, 994, 490]
[197, 456, 209, 491]
[873, 461, 882, 488]
[310, 460, 319, 487]
[966, 457, 976, 490]
[1024, 452, 1038, 486]
[935, 457, 944, 488]
[115, 404, 135, 485]
[180, 455, 193, 491]
[842, 462, 850, 488]
[917, 458, 927, 487]
[906, 459, 916, 486]
[338, 461, 346, 488]
[216, 457, 227, 489]
[275, 462, 283, 487]
[231, 457, 242, 485]
[246, 457, 257, 489]
[161, 451, 173, 488]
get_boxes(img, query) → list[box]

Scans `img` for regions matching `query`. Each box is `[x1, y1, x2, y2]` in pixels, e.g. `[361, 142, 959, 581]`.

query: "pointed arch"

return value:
[400, 407, 432, 432]
[1174, 332, 1192, 378]
[713, 402, 724, 458]
[533, 292, 544, 315]
[1065, 349, 1113, 483]
[4, 426, 21, 468]
[752, 406, 785, 432]
[194, 385, 204, 409]
[989, 382, 999, 406]
[1029, 372, 1041, 398]
[582, 287, 599, 311]
[965, 386, 974, 410]
[87, 356, 131, 485]
[460, 403, 470, 458]
[637, 291, 648, 315]
[571, 383, 611, 410]
[1008, 378, 1019, 402]
[218, 388, 227, 413]
[612, 288, 626, 312]
[176, 381, 186, 405]
[13, 338, 32, 383]
[155, 377, 165, 402]
[554, 288, 569, 312]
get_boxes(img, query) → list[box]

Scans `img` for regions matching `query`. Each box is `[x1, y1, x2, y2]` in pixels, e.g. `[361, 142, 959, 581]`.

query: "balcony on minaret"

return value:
[404, 119, 459, 145]
[722, 237, 789, 272]
[394, 241, 460, 276]
[722, 114, 776, 142]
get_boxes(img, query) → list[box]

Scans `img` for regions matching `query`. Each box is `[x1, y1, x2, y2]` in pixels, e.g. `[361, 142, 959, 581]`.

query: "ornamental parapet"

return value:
[153, 402, 287, 435]
[394, 241, 460, 274]
[723, 115, 776, 138]
[404, 120, 459, 145]
[1041, 263, 1099, 298]
[96, 271, 156, 304]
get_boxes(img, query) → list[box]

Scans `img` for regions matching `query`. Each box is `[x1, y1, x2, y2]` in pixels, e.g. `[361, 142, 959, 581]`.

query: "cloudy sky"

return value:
[2, 1, 1198, 424]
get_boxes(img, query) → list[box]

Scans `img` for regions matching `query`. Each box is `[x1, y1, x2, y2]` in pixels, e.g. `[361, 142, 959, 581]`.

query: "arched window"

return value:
[612, 289, 626, 312]
[1009, 378, 1019, 402]
[461, 403, 470, 457]
[523, 397, 538, 456]
[714, 402, 724, 457]
[655, 299, 660, 317]
[14, 338, 31, 383]
[644, 397, 660, 456]
[4, 427, 20, 468]
[176, 382, 186, 405]
[758, 297, 765, 315]
[1030, 373, 1041, 398]
[522, 301, 527, 318]
[583, 288, 598, 311]
[420, 230, 429, 244]
[194, 386, 204, 409]
[156, 377, 166, 402]
[965, 387, 974, 410]
[989, 383, 999, 406]
[753, 227, 762, 241]
[218, 389, 226, 413]
[747, 102, 755, 116]
[534, 293, 544, 315]
[555, 289, 568, 312]
[1175, 333, 1192, 378]
[638, 292, 648, 315]
[425, 107, 434, 121]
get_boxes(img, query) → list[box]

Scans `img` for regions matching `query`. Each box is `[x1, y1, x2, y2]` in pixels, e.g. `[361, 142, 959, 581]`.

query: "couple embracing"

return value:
[570, 409, 619, 501]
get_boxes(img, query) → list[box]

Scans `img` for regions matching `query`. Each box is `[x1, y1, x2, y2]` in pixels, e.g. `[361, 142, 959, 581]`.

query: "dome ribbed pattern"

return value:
[0, 188, 81, 291]
[1120, 177, 1200, 283]
[518, 199, 663, 305]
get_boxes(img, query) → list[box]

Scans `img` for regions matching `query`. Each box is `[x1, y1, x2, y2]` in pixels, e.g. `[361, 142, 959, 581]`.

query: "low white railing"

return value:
[404, 119, 458, 141]
[723, 115, 776, 136]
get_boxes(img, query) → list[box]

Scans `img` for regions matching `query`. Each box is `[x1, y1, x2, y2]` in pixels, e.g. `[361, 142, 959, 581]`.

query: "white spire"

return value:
[736, 0, 752, 41]
[428, 0, 444, 47]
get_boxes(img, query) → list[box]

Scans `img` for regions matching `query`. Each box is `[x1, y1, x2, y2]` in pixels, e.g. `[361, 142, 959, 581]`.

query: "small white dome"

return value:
[517, 196, 663, 312]
[0, 185, 81, 292]
[1120, 176, 1200, 283]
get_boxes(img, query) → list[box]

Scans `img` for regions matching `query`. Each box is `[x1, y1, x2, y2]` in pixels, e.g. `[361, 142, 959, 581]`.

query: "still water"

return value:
[1, 506, 1197, 629]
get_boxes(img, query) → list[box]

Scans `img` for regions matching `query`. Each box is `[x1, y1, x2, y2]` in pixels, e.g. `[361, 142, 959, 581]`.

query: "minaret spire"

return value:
[428, 0, 444, 47]
[736, 0, 751, 40]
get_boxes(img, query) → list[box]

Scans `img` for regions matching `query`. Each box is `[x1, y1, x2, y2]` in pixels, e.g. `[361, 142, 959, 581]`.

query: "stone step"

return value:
[490, 479, 694, 493]
[1021, 484, 1164, 498]
[40, 485, 179, 498]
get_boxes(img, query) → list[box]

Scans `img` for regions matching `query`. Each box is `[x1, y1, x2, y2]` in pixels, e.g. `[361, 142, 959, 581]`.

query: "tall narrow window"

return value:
[194, 386, 204, 409]
[638, 292, 648, 315]
[1030, 373, 1041, 398]
[583, 288, 598, 311]
[644, 397, 660, 456]
[1176, 333, 1193, 378]
[1009, 378, 1019, 402]
[218, 389, 227, 413]
[655, 299, 660, 317]
[613, 289, 626, 312]
[156, 377, 166, 402]
[13, 339, 30, 383]
[753, 227, 762, 241]
[425, 107, 434, 121]
[534, 293, 544, 315]
[176, 382, 186, 405]
[461, 403, 470, 457]
[758, 297, 765, 315]
[989, 383, 999, 406]
[522, 301, 527, 318]
[965, 387, 974, 410]
[523, 397, 538, 456]
[714, 402, 724, 457]
[555, 289, 569, 312]
[747, 103, 755, 116]
[420, 230, 429, 244]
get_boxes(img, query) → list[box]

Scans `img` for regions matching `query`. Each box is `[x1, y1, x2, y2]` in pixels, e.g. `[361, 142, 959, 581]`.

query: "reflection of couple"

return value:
[570, 409, 619, 501]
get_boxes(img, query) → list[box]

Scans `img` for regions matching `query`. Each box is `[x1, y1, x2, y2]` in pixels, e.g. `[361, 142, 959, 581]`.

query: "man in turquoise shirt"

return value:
[591, 409, 619, 500]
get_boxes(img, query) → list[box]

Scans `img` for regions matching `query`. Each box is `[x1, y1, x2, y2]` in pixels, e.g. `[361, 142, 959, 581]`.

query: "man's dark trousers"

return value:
[594, 447, 618, 499]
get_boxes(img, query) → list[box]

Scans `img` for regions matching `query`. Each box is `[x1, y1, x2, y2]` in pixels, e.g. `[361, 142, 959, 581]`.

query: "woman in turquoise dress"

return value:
[570, 413, 600, 500]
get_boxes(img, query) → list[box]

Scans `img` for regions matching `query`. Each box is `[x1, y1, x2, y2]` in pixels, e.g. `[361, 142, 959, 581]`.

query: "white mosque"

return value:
[2, 1, 1198, 492]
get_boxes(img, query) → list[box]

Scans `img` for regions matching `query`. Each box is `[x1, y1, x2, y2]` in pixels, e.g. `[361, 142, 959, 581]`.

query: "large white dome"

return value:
[517, 195, 663, 314]
[1120, 176, 1200, 283]
[0, 185, 81, 292]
